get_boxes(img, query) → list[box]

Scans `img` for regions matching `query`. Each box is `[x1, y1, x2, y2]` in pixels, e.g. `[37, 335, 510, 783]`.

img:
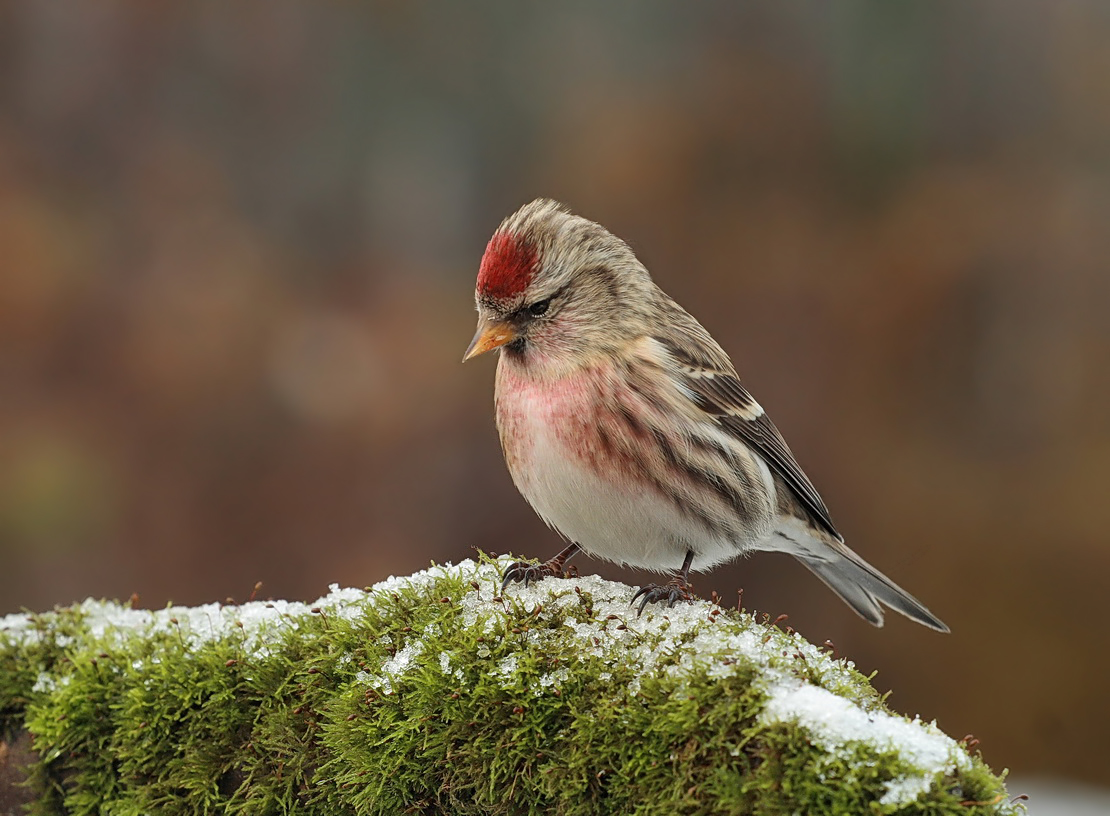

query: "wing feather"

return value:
[656, 333, 841, 541]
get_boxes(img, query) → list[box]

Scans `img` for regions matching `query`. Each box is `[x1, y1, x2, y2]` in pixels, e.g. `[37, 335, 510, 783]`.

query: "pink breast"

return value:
[496, 361, 652, 485]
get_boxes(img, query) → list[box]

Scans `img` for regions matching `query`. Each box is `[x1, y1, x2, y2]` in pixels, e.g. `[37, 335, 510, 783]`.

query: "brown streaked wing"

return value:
[657, 337, 842, 541]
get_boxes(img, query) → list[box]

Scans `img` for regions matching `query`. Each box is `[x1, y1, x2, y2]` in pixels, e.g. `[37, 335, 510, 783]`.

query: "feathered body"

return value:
[496, 333, 779, 572]
[466, 199, 948, 632]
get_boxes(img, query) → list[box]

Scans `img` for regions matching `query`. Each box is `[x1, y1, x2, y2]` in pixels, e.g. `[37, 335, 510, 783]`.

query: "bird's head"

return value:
[463, 199, 656, 370]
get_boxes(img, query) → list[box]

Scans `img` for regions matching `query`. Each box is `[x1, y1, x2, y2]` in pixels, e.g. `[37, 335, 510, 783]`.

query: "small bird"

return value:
[464, 199, 948, 632]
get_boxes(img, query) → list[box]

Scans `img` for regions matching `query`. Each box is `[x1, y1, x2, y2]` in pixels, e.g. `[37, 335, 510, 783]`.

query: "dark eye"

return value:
[527, 298, 551, 317]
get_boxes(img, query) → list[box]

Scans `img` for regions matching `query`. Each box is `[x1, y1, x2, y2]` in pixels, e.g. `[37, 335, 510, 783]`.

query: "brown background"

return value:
[1, 1, 1107, 789]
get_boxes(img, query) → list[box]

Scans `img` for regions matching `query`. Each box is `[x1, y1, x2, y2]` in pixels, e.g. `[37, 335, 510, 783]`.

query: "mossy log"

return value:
[0, 557, 1021, 815]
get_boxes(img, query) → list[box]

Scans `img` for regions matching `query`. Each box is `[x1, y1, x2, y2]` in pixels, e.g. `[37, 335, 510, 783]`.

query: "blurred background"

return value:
[0, 0, 1107, 802]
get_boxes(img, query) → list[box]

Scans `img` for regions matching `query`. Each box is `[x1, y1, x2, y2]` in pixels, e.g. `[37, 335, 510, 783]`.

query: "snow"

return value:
[759, 679, 969, 806]
[0, 557, 989, 809]
[0, 580, 385, 654]
[359, 640, 425, 692]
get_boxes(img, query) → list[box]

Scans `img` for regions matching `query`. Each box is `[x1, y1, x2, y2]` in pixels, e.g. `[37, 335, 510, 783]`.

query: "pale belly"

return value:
[495, 357, 774, 572]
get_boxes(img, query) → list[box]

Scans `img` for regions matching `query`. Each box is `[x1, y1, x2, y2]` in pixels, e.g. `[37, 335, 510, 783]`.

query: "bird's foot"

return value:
[631, 578, 694, 616]
[501, 543, 582, 592]
[501, 558, 567, 591]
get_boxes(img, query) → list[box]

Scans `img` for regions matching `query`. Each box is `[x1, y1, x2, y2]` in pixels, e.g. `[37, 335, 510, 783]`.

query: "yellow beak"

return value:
[463, 318, 517, 361]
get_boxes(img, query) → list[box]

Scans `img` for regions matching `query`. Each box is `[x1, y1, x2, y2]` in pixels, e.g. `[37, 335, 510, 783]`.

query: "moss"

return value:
[0, 556, 1022, 815]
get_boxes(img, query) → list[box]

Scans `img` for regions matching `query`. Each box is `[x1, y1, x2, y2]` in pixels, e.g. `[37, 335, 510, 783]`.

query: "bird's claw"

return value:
[631, 580, 694, 616]
[501, 560, 563, 591]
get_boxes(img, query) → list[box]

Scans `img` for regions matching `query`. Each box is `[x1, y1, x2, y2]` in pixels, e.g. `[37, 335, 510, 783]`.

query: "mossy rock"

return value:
[0, 556, 1021, 815]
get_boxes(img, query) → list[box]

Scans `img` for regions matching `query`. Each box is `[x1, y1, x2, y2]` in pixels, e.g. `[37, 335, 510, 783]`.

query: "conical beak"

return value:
[463, 317, 517, 361]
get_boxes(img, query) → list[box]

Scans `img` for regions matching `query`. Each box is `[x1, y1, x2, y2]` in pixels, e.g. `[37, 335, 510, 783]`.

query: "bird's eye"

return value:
[527, 298, 551, 317]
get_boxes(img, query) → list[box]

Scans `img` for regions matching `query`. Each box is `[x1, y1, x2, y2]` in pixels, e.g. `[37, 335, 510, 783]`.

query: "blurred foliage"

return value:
[0, 0, 1107, 789]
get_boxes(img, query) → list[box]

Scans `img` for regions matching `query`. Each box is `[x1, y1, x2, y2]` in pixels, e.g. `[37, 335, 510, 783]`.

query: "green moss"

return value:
[0, 556, 1021, 815]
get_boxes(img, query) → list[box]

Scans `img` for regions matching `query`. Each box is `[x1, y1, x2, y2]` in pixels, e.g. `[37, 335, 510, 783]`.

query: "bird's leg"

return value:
[502, 542, 581, 590]
[631, 550, 696, 615]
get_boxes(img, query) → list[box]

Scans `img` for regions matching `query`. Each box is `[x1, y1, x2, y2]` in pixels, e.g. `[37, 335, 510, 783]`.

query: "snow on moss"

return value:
[1, 584, 370, 654]
[759, 679, 970, 806]
[440, 561, 973, 809]
[0, 556, 1020, 815]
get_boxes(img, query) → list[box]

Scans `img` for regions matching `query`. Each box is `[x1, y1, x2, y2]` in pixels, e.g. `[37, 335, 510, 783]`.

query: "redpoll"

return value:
[464, 199, 948, 632]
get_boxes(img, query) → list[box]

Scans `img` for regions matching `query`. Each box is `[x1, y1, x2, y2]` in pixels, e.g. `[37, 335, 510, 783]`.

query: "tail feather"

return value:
[796, 546, 950, 633]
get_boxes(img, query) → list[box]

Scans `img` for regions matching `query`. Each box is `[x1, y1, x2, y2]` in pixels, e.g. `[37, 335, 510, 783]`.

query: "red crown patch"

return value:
[477, 232, 537, 300]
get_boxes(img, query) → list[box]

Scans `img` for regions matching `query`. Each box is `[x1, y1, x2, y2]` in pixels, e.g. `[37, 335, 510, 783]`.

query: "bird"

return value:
[463, 198, 948, 632]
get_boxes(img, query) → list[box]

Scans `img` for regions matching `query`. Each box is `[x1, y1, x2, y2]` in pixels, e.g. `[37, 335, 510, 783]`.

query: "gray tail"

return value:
[797, 546, 950, 633]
